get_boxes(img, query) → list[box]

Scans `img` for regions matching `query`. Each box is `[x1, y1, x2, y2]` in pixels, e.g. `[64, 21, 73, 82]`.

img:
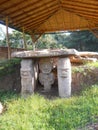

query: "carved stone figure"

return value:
[39, 59, 55, 91]
[39, 72, 54, 91]
[39, 59, 53, 74]
[20, 59, 35, 96]
[57, 58, 71, 98]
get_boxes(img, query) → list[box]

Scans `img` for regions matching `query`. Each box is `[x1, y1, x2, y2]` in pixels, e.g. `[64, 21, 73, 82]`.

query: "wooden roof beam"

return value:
[12, 7, 58, 26]
[24, 9, 59, 31]
[1, 0, 39, 14]
[87, 20, 98, 38]
[11, 4, 58, 21]
[24, 19, 50, 30]
[62, 4, 98, 14]
[12, 17, 50, 30]
[62, 8, 98, 25]
[24, 20, 50, 31]
[61, 0, 98, 9]
[3, 0, 57, 16]
[31, 32, 44, 43]
[35, 26, 97, 33]
[62, 0, 98, 6]
[62, 6, 98, 17]
[12, 10, 60, 32]
[89, 29, 98, 38]
[62, 1, 98, 11]
[33, 9, 61, 31]
[0, 0, 8, 6]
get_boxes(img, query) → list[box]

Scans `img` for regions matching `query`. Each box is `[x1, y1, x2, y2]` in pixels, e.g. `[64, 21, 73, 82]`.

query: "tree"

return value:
[35, 34, 66, 49]
[0, 30, 32, 48]
[0, 28, 98, 52]
[0, 27, 6, 46]
[55, 30, 98, 52]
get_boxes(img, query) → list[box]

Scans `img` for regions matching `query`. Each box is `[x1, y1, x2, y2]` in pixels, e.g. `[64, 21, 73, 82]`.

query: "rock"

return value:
[20, 59, 35, 96]
[11, 49, 79, 58]
[39, 58, 55, 91]
[0, 102, 3, 114]
[57, 57, 71, 98]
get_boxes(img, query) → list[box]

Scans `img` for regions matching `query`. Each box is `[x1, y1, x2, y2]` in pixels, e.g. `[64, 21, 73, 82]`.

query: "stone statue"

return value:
[39, 59, 55, 91]
[20, 59, 35, 96]
[57, 58, 71, 98]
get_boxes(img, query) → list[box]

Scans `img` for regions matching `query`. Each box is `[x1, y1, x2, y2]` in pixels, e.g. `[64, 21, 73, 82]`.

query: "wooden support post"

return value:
[89, 29, 98, 38]
[22, 27, 27, 50]
[6, 17, 11, 59]
[30, 32, 44, 51]
[87, 20, 98, 38]
[31, 35, 36, 51]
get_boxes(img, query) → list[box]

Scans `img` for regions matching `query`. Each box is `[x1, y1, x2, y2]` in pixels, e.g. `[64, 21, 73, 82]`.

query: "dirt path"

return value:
[78, 123, 98, 130]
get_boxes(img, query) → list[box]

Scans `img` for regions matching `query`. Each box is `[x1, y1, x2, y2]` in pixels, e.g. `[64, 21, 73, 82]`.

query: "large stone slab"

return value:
[11, 49, 79, 58]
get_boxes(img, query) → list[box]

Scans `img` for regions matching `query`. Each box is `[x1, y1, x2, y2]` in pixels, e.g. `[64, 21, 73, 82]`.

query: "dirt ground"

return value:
[78, 123, 98, 130]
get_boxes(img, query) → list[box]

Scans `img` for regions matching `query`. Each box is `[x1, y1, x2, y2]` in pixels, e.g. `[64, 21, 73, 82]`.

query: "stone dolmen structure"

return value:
[12, 49, 79, 98]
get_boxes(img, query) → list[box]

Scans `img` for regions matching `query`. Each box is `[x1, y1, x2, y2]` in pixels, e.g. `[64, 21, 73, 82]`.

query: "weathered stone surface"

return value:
[57, 58, 71, 98]
[34, 61, 38, 88]
[21, 59, 35, 96]
[39, 59, 55, 91]
[39, 73, 55, 91]
[0, 102, 3, 114]
[11, 49, 79, 58]
[39, 58, 53, 73]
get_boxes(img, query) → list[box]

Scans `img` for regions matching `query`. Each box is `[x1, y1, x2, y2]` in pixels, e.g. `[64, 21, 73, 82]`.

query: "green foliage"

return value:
[0, 86, 98, 130]
[0, 28, 98, 51]
[36, 34, 65, 49]
[85, 61, 98, 67]
[0, 30, 32, 48]
[0, 58, 21, 77]
[36, 30, 98, 51]
[65, 30, 98, 51]
[72, 61, 98, 74]
[72, 67, 85, 73]
[0, 27, 6, 47]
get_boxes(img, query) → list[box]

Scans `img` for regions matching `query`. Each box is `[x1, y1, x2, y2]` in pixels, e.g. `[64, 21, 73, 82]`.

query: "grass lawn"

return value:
[0, 85, 98, 130]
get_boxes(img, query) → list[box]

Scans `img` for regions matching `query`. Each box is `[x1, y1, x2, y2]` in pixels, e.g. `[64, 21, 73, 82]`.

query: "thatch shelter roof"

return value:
[0, 0, 98, 34]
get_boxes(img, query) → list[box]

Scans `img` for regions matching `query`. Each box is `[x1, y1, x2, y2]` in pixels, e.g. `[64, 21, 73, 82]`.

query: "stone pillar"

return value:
[34, 61, 38, 88]
[20, 59, 35, 96]
[57, 58, 71, 98]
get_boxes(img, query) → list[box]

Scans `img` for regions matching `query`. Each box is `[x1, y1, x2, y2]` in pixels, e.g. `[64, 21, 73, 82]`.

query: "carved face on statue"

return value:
[39, 60, 52, 74]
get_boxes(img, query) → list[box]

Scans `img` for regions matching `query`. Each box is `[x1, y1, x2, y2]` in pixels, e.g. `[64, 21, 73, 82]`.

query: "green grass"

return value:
[85, 61, 98, 67]
[0, 85, 98, 130]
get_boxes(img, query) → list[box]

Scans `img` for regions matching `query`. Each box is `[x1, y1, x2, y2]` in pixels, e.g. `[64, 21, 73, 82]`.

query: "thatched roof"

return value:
[0, 0, 98, 34]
